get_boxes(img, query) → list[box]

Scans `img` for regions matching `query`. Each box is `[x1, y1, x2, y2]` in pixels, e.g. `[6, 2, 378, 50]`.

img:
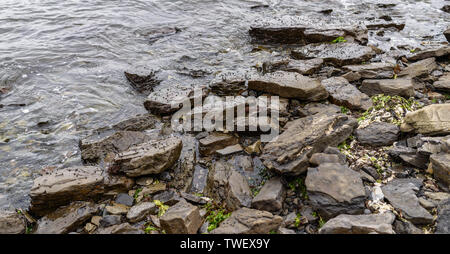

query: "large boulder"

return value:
[291, 42, 375, 66]
[160, 200, 203, 234]
[355, 121, 400, 146]
[321, 77, 372, 111]
[400, 104, 450, 135]
[0, 210, 25, 234]
[261, 113, 357, 175]
[360, 79, 415, 97]
[35, 201, 98, 234]
[247, 71, 328, 101]
[205, 161, 252, 211]
[342, 62, 394, 79]
[319, 212, 396, 234]
[109, 137, 182, 177]
[211, 208, 282, 234]
[80, 131, 150, 163]
[30, 166, 104, 216]
[381, 179, 434, 224]
[251, 177, 285, 213]
[430, 153, 450, 190]
[306, 163, 366, 219]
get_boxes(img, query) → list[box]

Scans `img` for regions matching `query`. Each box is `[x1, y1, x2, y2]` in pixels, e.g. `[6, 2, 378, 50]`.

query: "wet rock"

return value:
[249, 20, 367, 45]
[80, 131, 150, 163]
[35, 201, 98, 234]
[360, 79, 415, 97]
[115, 193, 134, 207]
[381, 179, 433, 224]
[393, 220, 423, 234]
[126, 202, 157, 223]
[251, 177, 285, 213]
[124, 71, 161, 95]
[189, 165, 208, 194]
[436, 199, 450, 234]
[96, 223, 144, 234]
[144, 86, 207, 116]
[209, 80, 246, 96]
[407, 46, 450, 61]
[216, 144, 243, 156]
[111, 114, 158, 132]
[430, 153, 450, 189]
[100, 215, 122, 227]
[306, 163, 366, 219]
[205, 161, 252, 211]
[247, 71, 328, 101]
[342, 62, 394, 79]
[441, 5, 450, 13]
[321, 77, 372, 111]
[291, 42, 375, 67]
[211, 208, 282, 234]
[0, 210, 25, 234]
[366, 22, 405, 31]
[198, 132, 239, 156]
[160, 200, 203, 234]
[167, 134, 197, 193]
[400, 104, 450, 135]
[319, 212, 396, 234]
[355, 122, 400, 146]
[30, 166, 104, 216]
[109, 137, 182, 177]
[433, 73, 450, 93]
[261, 113, 357, 175]
[398, 58, 438, 78]
[266, 58, 323, 75]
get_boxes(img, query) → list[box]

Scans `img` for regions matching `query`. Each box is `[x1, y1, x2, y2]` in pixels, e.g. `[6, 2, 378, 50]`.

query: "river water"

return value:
[0, 0, 448, 210]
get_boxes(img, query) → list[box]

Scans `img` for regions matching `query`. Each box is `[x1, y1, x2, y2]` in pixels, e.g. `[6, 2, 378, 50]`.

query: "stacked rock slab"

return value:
[211, 208, 282, 234]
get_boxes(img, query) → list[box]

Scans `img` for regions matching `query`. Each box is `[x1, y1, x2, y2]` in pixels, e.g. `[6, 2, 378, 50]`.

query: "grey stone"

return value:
[190, 165, 209, 194]
[109, 137, 183, 177]
[291, 42, 375, 66]
[35, 201, 98, 234]
[393, 220, 423, 234]
[309, 153, 343, 166]
[96, 223, 144, 234]
[381, 179, 433, 224]
[406, 46, 450, 61]
[251, 177, 285, 212]
[355, 122, 400, 146]
[247, 71, 328, 101]
[321, 77, 372, 111]
[430, 153, 450, 189]
[126, 202, 158, 223]
[343, 62, 394, 79]
[436, 199, 450, 234]
[205, 161, 252, 211]
[433, 73, 450, 93]
[100, 215, 122, 227]
[319, 212, 396, 234]
[261, 113, 357, 175]
[211, 208, 282, 234]
[115, 193, 134, 207]
[399, 58, 438, 78]
[360, 79, 415, 97]
[160, 200, 203, 234]
[306, 163, 366, 219]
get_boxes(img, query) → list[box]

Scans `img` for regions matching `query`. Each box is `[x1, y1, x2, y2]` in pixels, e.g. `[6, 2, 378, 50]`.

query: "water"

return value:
[0, 0, 448, 210]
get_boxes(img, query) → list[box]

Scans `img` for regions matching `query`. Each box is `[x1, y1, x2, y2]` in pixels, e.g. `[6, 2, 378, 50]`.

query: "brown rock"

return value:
[198, 133, 239, 156]
[360, 78, 415, 97]
[0, 211, 25, 234]
[160, 200, 203, 234]
[211, 208, 282, 234]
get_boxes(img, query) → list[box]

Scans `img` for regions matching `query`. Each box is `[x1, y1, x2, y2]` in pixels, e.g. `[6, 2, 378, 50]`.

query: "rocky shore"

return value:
[1, 16, 450, 235]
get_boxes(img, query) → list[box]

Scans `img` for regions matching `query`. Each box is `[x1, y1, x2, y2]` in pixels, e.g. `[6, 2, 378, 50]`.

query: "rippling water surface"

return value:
[0, 0, 448, 209]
